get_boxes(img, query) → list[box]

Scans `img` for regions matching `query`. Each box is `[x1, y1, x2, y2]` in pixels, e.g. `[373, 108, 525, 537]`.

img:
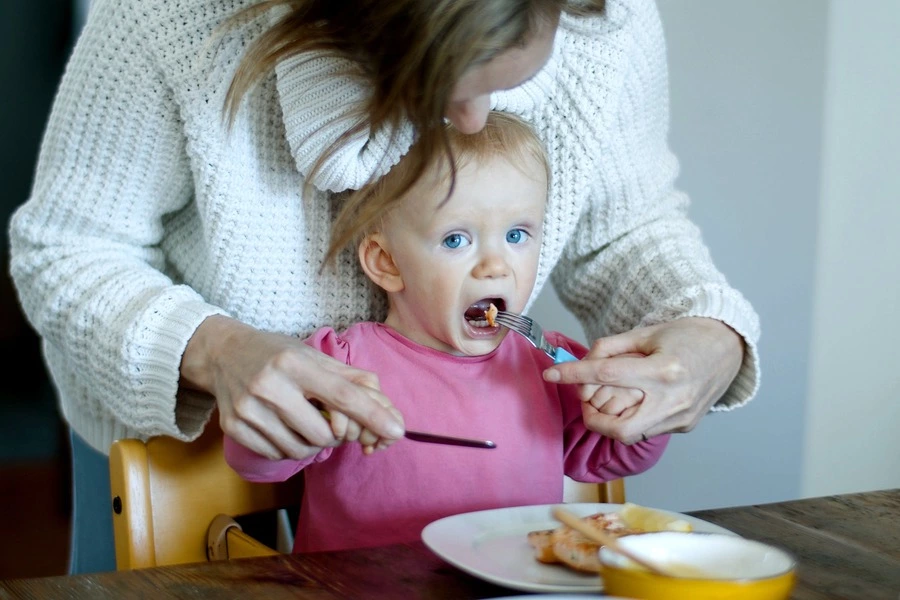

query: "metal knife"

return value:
[318, 409, 496, 449]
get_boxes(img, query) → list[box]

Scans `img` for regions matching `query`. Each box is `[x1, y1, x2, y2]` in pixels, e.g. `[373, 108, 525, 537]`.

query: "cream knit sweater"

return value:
[9, 0, 760, 454]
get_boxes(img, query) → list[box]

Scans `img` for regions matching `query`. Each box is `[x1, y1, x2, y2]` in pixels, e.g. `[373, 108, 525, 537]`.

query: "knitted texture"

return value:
[9, 0, 760, 454]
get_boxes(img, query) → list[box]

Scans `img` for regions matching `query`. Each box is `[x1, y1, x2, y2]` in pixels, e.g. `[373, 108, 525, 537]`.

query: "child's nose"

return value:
[472, 253, 510, 279]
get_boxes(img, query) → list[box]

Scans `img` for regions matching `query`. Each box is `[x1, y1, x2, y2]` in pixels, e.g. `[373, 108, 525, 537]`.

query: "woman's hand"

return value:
[578, 353, 646, 416]
[547, 317, 743, 444]
[180, 315, 405, 459]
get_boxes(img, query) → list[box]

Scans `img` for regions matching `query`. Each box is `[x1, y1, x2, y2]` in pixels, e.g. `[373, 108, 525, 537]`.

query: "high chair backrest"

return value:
[597, 479, 626, 503]
[565, 477, 626, 504]
[109, 417, 303, 570]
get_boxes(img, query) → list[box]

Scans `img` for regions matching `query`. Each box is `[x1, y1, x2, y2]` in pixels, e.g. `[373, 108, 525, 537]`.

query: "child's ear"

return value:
[359, 233, 404, 293]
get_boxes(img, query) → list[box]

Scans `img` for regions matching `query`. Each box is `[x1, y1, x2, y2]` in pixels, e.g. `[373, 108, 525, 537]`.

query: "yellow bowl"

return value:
[599, 531, 796, 600]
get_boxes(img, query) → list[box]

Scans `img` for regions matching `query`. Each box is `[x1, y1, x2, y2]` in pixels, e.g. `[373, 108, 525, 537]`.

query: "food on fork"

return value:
[527, 503, 693, 573]
[485, 302, 498, 327]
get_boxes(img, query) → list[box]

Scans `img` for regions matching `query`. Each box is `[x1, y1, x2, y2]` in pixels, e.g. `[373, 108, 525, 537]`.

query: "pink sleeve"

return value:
[303, 326, 352, 359]
[547, 331, 670, 483]
[562, 428, 670, 483]
[221, 327, 349, 482]
[223, 435, 313, 482]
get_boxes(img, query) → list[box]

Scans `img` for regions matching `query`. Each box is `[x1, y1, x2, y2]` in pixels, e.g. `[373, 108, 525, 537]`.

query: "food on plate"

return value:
[485, 302, 498, 327]
[618, 502, 692, 533]
[529, 511, 642, 573]
[528, 503, 693, 573]
[526, 528, 557, 563]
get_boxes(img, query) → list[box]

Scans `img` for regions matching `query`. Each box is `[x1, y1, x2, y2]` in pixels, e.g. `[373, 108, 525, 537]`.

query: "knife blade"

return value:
[403, 430, 496, 449]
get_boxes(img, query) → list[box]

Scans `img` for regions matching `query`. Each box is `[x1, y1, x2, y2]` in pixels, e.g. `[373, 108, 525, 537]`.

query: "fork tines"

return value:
[496, 310, 576, 363]
[493, 310, 534, 337]
[494, 310, 544, 347]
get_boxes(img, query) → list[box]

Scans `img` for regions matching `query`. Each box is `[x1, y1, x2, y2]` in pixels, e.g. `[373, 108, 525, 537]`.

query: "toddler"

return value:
[224, 112, 669, 552]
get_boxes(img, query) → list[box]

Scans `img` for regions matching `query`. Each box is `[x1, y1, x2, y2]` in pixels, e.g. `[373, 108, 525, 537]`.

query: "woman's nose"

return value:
[445, 96, 491, 134]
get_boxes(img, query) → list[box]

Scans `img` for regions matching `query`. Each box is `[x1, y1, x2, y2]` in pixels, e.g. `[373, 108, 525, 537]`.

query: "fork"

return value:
[494, 310, 578, 364]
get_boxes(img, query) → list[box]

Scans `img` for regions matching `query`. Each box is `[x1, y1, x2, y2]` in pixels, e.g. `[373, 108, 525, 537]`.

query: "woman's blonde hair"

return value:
[327, 111, 549, 263]
[223, 0, 602, 228]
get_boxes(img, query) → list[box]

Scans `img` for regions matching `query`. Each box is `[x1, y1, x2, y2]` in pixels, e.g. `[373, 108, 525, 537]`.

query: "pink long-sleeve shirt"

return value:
[224, 323, 669, 552]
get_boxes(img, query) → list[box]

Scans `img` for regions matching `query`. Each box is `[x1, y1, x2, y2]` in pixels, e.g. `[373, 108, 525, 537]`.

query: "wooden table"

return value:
[1, 489, 897, 599]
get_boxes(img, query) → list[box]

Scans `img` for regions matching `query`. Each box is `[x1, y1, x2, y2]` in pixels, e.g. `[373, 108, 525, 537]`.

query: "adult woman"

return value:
[9, 0, 758, 573]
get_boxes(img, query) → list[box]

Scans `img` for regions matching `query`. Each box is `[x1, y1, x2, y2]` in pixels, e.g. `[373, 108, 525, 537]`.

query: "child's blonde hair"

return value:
[326, 111, 549, 264]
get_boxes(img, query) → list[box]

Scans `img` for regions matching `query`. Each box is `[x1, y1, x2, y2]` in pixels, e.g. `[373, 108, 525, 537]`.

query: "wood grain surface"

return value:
[2, 489, 897, 600]
[689, 489, 900, 600]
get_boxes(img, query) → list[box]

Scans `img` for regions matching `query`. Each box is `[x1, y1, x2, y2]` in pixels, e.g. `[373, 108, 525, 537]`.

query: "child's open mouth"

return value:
[464, 298, 505, 329]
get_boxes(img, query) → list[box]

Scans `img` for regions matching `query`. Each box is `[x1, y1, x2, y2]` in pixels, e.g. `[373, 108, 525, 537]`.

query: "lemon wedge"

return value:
[618, 502, 693, 532]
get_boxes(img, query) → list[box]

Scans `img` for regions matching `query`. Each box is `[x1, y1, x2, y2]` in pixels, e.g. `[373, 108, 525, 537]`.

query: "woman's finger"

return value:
[547, 353, 657, 387]
[367, 406, 406, 452]
[221, 417, 285, 460]
[299, 363, 405, 441]
[588, 333, 653, 358]
[221, 405, 325, 460]
[231, 373, 347, 456]
[234, 357, 341, 448]
[357, 394, 405, 451]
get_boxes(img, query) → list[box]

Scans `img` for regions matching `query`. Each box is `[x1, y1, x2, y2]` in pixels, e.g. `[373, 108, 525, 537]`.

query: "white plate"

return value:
[421, 502, 736, 594]
[493, 596, 635, 599]
[493, 596, 636, 600]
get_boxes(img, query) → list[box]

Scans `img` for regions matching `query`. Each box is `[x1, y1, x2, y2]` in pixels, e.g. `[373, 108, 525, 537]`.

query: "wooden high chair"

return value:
[571, 478, 626, 504]
[109, 418, 624, 569]
[108, 417, 303, 570]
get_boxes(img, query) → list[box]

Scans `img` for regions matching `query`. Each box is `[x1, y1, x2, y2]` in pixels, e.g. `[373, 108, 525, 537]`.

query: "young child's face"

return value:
[377, 152, 546, 356]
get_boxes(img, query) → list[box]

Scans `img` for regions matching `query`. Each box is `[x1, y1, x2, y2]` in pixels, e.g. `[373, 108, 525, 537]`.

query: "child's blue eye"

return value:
[442, 233, 469, 249]
[506, 229, 527, 244]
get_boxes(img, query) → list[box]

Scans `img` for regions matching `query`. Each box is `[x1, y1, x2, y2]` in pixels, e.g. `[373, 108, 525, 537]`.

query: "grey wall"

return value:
[535, 0, 828, 510]
[803, 0, 900, 497]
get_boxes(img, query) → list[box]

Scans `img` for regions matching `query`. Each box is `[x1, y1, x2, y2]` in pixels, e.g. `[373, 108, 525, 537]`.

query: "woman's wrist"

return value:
[179, 314, 244, 393]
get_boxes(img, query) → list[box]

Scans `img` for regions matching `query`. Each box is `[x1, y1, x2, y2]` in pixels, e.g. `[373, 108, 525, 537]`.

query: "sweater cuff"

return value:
[127, 287, 228, 440]
[641, 284, 761, 411]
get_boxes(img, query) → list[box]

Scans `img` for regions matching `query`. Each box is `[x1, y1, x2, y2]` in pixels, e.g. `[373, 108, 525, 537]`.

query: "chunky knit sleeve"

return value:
[8, 0, 224, 447]
[548, 0, 760, 410]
